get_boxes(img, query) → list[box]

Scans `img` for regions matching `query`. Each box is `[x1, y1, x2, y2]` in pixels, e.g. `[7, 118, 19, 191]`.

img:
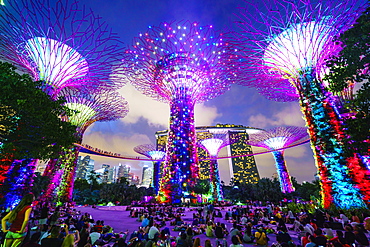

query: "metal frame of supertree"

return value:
[0, 0, 126, 98]
[134, 144, 166, 195]
[198, 131, 237, 201]
[234, 0, 369, 208]
[247, 126, 308, 193]
[123, 21, 242, 203]
[0, 0, 127, 206]
[43, 88, 129, 203]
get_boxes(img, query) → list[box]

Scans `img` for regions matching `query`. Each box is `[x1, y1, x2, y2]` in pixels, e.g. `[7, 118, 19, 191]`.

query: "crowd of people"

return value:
[0, 195, 369, 247]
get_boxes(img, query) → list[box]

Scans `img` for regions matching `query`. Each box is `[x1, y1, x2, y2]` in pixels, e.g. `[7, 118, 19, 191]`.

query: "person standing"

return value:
[1, 193, 35, 247]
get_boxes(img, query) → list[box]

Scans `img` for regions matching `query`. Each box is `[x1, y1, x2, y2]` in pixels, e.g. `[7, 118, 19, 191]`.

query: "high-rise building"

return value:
[116, 163, 131, 183]
[76, 155, 95, 180]
[141, 165, 153, 187]
[155, 124, 261, 184]
[101, 164, 110, 183]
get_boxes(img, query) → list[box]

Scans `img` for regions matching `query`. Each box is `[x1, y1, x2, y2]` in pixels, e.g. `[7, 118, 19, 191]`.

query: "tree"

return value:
[0, 62, 77, 161]
[324, 6, 370, 156]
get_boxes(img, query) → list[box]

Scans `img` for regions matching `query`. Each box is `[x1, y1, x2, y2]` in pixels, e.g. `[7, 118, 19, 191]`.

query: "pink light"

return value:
[25, 37, 88, 87]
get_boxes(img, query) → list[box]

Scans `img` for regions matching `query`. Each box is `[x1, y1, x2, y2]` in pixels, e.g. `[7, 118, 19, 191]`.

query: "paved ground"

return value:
[76, 205, 301, 246]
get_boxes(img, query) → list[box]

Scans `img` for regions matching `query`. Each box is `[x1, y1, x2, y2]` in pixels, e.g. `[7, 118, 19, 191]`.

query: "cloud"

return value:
[248, 103, 305, 128]
[117, 84, 221, 128]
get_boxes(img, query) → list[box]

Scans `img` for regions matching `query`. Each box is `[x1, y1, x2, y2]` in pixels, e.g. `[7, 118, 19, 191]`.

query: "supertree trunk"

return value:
[158, 98, 198, 203]
[298, 70, 365, 208]
[209, 158, 223, 201]
[271, 151, 294, 193]
[56, 146, 81, 203]
[152, 161, 161, 195]
[2, 159, 37, 208]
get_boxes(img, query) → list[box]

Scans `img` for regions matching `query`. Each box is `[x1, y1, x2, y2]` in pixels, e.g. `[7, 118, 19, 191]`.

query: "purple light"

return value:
[247, 126, 308, 193]
[24, 37, 89, 87]
[0, 0, 126, 97]
[234, 0, 368, 207]
[124, 21, 242, 202]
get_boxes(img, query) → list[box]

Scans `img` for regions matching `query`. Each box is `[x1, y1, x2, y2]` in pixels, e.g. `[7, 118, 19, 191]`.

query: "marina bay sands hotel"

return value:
[155, 123, 261, 184]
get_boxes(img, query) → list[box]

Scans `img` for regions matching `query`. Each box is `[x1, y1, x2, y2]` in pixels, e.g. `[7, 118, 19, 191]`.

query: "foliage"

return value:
[285, 202, 317, 214]
[193, 179, 211, 195]
[73, 178, 150, 205]
[31, 172, 50, 199]
[0, 62, 77, 161]
[222, 177, 321, 204]
[324, 6, 370, 156]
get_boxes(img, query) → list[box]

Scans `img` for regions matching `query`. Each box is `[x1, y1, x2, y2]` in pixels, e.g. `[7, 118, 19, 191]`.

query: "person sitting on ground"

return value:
[148, 223, 160, 241]
[313, 228, 327, 247]
[41, 225, 64, 247]
[276, 227, 292, 246]
[344, 225, 356, 246]
[229, 223, 241, 238]
[353, 224, 369, 246]
[89, 228, 102, 246]
[305, 235, 316, 247]
[23, 232, 41, 247]
[176, 232, 190, 247]
[215, 222, 224, 239]
[193, 237, 201, 247]
[205, 221, 214, 237]
[230, 235, 243, 247]
[61, 234, 75, 247]
[255, 228, 268, 247]
[205, 239, 212, 247]
[322, 223, 334, 240]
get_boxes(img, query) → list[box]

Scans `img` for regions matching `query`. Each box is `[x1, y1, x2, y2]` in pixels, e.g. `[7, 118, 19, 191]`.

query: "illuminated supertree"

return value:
[247, 126, 308, 193]
[43, 88, 129, 203]
[0, 0, 125, 97]
[123, 21, 241, 203]
[198, 132, 236, 201]
[134, 144, 166, 195]
[0, 0, 126, 205]
[234, 0, 369, 208]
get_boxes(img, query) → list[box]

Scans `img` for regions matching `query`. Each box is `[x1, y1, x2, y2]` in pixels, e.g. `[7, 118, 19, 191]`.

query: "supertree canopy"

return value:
[0, 0, 126, 97]
[234, 0, 369, 208]
[247, 126, 308, 193]
[123, 21, 242, 203]
[198, 131, 236, 201]
[134, 144, 166, 195]
[44, 88, 129, 203]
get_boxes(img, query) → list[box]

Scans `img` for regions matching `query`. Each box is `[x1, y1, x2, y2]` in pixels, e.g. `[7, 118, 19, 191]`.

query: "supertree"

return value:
[122, 21, 242, 203]
[43, 88, 129, 203]
[134, 144, 166, 195]
[0, 0, 126, 205]
[247, 126, 308, 193]
[0, 0, 124, 97]
[198, 132, 236, 201]
[234, 0, 369, 208]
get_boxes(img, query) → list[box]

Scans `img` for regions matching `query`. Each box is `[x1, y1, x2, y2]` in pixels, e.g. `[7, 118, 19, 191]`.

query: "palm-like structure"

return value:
[234, 0, 368, 208]
[198, 132, 236, 201]
[123, 21, 242, 203]
[44, 88, 129, 202]
[0, 0, 125, 97]
[247, 127, 308, 193]
[0, 0, 126, 206]
[134, 144, 166, 195]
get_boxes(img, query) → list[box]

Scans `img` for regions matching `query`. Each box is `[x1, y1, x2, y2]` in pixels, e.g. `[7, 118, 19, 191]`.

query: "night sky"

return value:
[67, 0, 317, 184]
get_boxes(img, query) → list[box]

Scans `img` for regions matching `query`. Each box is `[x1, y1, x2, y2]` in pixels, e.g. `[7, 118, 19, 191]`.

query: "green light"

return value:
[64, 103, 97, 126]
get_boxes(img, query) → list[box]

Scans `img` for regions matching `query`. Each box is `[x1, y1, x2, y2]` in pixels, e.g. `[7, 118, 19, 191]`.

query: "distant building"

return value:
[141, 165, 153, 187]
[155, 123, 261, 184]
[129, 173, 140, 186]
[116, 163, 131, 183]
[76, 155, 95, 180]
